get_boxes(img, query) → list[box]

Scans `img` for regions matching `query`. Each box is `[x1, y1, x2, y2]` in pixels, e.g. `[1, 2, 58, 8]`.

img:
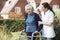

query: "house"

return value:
[0, 0, 60, 19]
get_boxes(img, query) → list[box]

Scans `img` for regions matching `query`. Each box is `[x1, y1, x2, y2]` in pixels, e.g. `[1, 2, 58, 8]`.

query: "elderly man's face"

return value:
[27, 9, 33, 14]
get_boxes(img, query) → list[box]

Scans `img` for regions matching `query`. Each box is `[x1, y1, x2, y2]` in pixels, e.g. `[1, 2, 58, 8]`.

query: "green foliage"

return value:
[54, 18, 60, 40]
[0, 19, 25, 32]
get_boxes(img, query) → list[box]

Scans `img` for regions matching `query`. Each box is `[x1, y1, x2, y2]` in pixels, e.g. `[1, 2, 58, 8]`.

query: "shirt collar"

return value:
[45, 10, 50, 13]
[44, 10, 50, 15]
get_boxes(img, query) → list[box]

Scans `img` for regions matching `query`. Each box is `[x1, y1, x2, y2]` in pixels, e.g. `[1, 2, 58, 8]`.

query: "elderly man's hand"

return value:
[22, 29, 25, 32]
[34, 31, 39, 34]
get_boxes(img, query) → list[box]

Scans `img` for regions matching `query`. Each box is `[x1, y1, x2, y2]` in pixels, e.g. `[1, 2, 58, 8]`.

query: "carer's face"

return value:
[27, 8, 33, 14]
[42, 5, 46, 11]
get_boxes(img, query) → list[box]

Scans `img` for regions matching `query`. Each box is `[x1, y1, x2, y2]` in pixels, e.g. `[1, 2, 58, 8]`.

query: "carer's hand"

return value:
[38, 21, 42, 25]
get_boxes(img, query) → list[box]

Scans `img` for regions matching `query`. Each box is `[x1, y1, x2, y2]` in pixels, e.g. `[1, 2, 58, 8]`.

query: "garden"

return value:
[0, 10, 60, 40]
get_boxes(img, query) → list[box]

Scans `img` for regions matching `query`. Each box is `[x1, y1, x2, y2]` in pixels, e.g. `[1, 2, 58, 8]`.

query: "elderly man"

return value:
[22, 4, 43, 40]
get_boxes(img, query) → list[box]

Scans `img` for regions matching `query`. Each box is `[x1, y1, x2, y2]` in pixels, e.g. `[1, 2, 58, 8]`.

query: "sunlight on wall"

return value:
[0, 0, 19, 19]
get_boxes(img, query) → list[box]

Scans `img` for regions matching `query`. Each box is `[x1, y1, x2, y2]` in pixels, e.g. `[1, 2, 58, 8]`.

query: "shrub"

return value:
[0, 19, 25, 32]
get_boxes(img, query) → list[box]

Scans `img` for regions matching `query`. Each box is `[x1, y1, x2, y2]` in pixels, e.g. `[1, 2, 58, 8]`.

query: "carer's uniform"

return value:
[41, 10, 56, 39]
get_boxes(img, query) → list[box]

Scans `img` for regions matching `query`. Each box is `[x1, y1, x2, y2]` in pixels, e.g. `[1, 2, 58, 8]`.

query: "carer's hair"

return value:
[42, 2, 55, 15]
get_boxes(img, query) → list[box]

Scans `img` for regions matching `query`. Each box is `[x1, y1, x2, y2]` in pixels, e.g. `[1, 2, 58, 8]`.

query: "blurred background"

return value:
[0, 0, 60, 40]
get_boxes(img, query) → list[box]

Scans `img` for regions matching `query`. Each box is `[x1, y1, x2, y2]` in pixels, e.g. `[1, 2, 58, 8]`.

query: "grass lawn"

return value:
[11, 32, 42, 40]
[0, 30, 42, 40]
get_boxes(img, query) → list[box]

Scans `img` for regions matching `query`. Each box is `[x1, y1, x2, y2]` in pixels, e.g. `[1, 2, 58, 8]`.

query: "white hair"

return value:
[25, 4, 34, 12]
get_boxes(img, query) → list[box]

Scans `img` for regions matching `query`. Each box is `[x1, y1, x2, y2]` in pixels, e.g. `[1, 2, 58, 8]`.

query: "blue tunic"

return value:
[25, 12, 43, 32]
[26, 14, 36, 32]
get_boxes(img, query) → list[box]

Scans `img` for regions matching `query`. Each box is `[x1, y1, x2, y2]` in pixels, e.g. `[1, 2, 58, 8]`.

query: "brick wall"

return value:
[50, 0, 60, 8]
[0, 0, 60, 13]
[14, 0, 60, 13]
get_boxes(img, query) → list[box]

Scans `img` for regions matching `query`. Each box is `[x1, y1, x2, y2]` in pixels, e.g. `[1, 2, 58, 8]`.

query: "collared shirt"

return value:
[41, 10, 56, 38]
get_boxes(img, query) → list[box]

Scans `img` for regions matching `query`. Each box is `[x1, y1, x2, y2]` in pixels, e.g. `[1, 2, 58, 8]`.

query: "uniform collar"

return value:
[44, 10, 50, 15]
[45, 10, 50, 13]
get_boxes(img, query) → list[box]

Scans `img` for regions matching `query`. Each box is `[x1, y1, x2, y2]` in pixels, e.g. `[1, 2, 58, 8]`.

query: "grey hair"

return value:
[25, 4, 34, 12]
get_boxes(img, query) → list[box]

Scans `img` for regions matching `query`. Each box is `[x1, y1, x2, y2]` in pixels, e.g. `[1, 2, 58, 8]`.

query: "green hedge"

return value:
[54, 10, 60, 40]
[0, 19, 25, 32]
[54, 18, 60, 40]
